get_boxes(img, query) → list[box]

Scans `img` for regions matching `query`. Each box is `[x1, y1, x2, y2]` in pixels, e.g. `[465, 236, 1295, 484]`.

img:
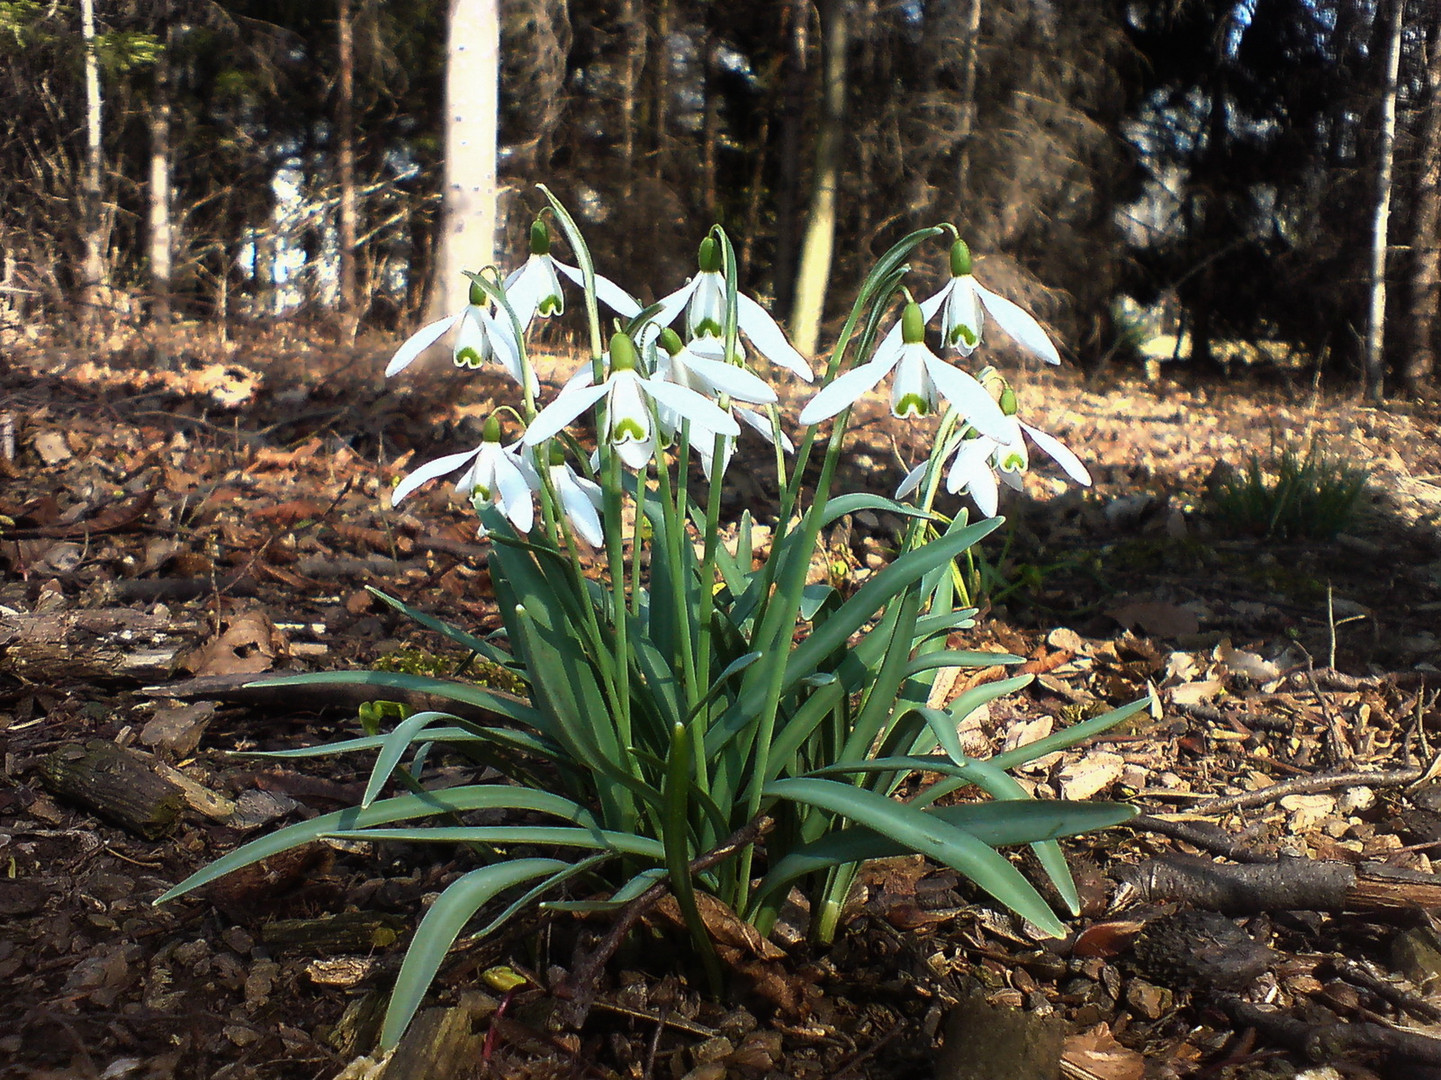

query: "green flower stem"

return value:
[652, 441, 700, 712]
[691, 426, 727, 732]
[603, 450, 633, 759]
[663, 720, 722, 994]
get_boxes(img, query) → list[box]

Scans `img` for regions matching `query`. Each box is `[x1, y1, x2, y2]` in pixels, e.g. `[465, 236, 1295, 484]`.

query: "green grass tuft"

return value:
[1206, 444, 1367, 540]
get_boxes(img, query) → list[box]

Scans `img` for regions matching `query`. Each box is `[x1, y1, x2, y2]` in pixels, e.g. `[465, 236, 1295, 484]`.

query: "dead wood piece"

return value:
[261, 911, 407, 955]
[1219, 994, 1441, 1066]
[1130, 910, 1275, 992]
[1178, 767, 1426, 818]
[378, 991, 498, 1080]
[37, 741, 185, 839]
[1113, 853, 1441, 915]
[0, 607, 198, 684]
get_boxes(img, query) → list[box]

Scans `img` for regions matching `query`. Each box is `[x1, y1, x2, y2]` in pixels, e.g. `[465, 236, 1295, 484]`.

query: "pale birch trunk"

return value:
[80, 0, 106, 327]
[431, 0, 500, 320]
[337, 0, 359, 326]
[1364, 0, 1405, 403]
[1403, 11, 1441, 390]
[790, 0, 849, 359]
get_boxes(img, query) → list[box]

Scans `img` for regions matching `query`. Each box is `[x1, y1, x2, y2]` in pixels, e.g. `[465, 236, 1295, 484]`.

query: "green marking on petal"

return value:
[895, 393, 930, 418]
[456, 347, 485, 368]
[1000, 452, 1025, 472]
[539, 293, 563, 316]
[529, 220, 550, 255]
[952, 323, 979, 348]
[613, 417, 647, 442]
[697, 237, 721, 273]
[693, 319, 723, 339]
[949, 239, 972, 277]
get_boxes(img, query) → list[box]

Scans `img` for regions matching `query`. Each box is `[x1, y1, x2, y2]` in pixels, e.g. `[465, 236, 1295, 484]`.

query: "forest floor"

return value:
[3, 322, 1441, 1080]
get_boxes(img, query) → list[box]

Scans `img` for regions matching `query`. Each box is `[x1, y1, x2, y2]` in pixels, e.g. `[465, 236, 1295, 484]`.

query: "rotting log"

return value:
[38, 741, 185, 839]
[1113, 853, 1441, 915]
[261, 911, 407, 956]
[0, 608, 197, 684]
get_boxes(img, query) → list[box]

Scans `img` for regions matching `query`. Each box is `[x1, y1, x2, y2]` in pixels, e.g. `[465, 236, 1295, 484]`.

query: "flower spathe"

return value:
[524, 332, 741, 472]
[392, 417, 537, 536]
[650, 238, 814, 383]
[798, 301, 1012, 441]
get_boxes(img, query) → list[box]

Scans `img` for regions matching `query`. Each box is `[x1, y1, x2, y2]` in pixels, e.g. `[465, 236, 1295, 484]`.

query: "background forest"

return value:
[1, 0, 1438, 396]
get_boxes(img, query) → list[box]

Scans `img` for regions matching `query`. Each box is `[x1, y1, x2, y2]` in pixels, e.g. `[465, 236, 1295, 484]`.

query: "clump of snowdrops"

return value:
[159, 188, 1145, 1048]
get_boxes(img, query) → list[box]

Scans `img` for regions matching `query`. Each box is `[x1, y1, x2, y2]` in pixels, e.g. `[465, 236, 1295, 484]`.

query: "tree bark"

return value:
[79, 0, 106, 328]
[147, 28, 173, 361]
[790, 0, 849, 359]
[771, 0, 810, 315]
[431, 0, 500, 320]
[1403, 10, 1441, 390]
[337, 0, 359, 326]
[1364, 0, 1405, 403]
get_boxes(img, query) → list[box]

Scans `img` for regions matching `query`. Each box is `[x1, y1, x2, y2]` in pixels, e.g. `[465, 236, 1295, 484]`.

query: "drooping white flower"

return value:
[896, 371, 1091, 517]
[523, 332, 740, 472]
[392, 417, 538, 535]
[649, 237, 814, 383]
[798, 301, 1011, 440]
[879, 239, 1061, 365]
[531, 444, 604, 547]
[385, 277, 531, 392]
[504, 219, 642, 334]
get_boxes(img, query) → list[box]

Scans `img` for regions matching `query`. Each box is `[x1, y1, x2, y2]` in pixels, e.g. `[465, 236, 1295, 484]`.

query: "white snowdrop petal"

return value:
[736, 292, 813, 382]
[553, 259, 643, 319]
[896, 460, 928, 500]
[1022, 422, 1092, 486]
[651, 278, 699, 331]
[392, 445, 482, 506]
[798, 356, 896, 425]
[643, 379, 741, 436]
[680, 354, 778, 404]
[524, 380, 612, 444]
[386, 315, 457, 376]
[495, 456, 535, 533]
[921, 355, 1012, 442]
[975, 282, 1061, 365]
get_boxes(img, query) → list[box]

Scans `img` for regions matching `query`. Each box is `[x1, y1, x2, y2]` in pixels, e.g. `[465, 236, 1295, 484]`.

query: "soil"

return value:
[3, 323, 1441, 1080]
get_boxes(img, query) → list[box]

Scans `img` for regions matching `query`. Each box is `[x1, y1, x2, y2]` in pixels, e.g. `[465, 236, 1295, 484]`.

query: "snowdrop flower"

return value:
[524, 332, 740, 472]
[392, 417, 537, 535]
[385, 278, 531, 393]
[798, 301, 1011, 440]
[535, 444, 604, 547]
[649, 328, 782, 479]
[883, 239, 1061, 365]
[650, 238, 814, 383]
[896, 370, 1091, 517]
[504, 220, 642, 333]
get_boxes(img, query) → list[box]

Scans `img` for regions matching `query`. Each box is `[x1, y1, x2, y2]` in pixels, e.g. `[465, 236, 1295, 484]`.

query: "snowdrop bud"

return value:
[529, 219, 550, 255]
[547, 443, 567, 467]
[949, 239, 972, 277]
[609, 331, 640, 372]
[999, 385, 1018, 417]
[697, 236, 721, 273]
[482, 415, 502, 443]
[901, 301, 926, 345]
[469, 279, 487, 306]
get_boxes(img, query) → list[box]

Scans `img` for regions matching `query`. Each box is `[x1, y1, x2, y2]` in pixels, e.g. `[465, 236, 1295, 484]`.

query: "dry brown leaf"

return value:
[179, 610, 287, 677]
[1061, 1023, 1145, 1080]
[1106, 600, 1200, 638]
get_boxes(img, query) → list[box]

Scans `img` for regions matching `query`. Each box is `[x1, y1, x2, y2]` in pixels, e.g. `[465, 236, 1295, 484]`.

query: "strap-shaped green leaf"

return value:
[764, 777, 1065, 935]
[989, 695, 1153, 770]
[245, 670, 545, 730]
[326, 826, 665, 860]
[382, 859, 570, 1049]
[750, 799, 1136, 914]
[365, 587, 513, 668]
[154, 787, 600, 904]
[363, 711, 463, 807]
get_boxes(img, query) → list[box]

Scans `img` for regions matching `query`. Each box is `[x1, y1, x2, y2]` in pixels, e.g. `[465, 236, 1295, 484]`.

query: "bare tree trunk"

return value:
[651, 0, 671, 182]
[1364, 0, 1404, 403]
[431, 0, 500, 320]
[955, 0, 983, 205]
[771, 0, 810, 315]
[80, 0, 106, 329]
[147, 33, 173, 360]
[790, 0, 849, 359]
[1403, 10, 1441, 391]
[337, 0, 359, 332]
[700, 28, 719, 220]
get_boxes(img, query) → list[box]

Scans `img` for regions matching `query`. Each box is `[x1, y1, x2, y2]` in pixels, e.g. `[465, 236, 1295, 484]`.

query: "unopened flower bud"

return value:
[659, 327, 685, 356]
[482, 415, 502, 443]
[529, 220, 550, 256]
[469, 279, 487, 306]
